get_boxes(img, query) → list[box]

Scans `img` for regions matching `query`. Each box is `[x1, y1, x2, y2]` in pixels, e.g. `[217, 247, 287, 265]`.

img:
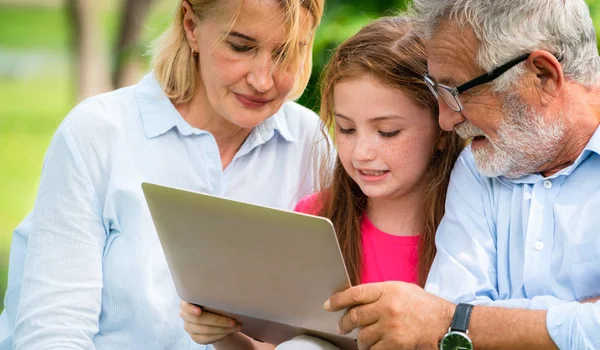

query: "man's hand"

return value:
[324, 281, 455, 350]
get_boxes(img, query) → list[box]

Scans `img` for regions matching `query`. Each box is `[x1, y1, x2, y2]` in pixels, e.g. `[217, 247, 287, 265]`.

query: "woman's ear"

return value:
[182, 1, 199, 53]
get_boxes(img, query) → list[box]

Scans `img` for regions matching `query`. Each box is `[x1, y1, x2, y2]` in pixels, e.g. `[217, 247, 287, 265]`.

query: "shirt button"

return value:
[543, 180, 552, 189]
[534, 241, 544, 251]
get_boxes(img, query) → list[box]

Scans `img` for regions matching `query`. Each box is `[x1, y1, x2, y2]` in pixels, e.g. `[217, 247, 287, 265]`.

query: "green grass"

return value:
[0, 4, 126, 52]
[0, 6, 71, 50]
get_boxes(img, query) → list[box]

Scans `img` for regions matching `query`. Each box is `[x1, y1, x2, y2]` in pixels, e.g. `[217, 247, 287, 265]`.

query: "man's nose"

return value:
[438, 102, 466, 132]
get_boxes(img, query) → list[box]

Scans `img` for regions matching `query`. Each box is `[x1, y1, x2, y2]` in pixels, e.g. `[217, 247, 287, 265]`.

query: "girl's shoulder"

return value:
[293, 192, 324, 215]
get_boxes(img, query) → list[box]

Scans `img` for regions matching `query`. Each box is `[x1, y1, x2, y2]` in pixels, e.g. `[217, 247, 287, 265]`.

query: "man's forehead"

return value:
[426, 19, 480, 84]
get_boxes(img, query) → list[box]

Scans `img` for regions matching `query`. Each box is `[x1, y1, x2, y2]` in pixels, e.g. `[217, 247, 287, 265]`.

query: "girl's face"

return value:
[333, 74, 440, 201]
[185, 0, 312, 128]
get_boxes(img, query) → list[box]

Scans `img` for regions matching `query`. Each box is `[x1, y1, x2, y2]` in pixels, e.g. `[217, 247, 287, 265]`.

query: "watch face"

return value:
[440, 331, 473, 350]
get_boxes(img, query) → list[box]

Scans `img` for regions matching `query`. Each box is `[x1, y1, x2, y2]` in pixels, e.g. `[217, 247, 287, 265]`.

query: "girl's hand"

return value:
[180, 300, 241, 344]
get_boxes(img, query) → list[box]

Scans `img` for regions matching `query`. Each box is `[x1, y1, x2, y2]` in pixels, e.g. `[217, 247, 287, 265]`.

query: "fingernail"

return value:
[337, 325, 342, 335]
[323, 299, 330, 310]
[228, 320, 236, 328]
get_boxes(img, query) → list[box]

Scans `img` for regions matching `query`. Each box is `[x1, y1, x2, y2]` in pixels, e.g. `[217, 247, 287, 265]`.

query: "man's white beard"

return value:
[455, 93, 566, 179]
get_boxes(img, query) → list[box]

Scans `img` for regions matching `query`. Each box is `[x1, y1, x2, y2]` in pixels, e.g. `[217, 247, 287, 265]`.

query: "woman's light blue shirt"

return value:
[0, 73, 331, 349]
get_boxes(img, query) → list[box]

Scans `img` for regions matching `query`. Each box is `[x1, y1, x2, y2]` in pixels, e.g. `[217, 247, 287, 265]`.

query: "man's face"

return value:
[456, 93, 566, 179]
[426, 20, 566, 179]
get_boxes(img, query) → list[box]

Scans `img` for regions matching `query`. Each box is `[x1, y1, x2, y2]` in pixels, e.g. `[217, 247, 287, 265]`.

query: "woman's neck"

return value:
[366, 189, 426, 237]
[175, 89, 252, 170]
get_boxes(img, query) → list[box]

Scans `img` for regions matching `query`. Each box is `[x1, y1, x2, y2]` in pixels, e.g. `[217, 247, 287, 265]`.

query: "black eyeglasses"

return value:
[424, 53, 563, 112]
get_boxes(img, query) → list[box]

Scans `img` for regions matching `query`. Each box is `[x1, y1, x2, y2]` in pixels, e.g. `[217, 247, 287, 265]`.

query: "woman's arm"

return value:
[12, 124, 106, 349]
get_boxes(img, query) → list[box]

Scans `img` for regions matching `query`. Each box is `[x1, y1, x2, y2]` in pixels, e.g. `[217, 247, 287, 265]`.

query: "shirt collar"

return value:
[501, 124, 600, 184]
[134, 72, 295, 143]
[583, 123, 600, 157]
[135, 72, 189, 139]
[257, 106, 295, 143]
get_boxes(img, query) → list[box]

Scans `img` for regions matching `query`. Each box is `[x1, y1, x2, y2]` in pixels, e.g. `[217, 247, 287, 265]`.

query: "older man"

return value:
[289, 1, 600, 349]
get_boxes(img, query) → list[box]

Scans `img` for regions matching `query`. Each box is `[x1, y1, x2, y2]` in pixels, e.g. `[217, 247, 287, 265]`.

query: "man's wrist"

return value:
[439, 303, 474, 350]
[439, 302, 457, 340]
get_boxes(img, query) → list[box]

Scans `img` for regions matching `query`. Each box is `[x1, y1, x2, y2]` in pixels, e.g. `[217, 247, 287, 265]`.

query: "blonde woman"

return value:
[0, 0, 325, 349]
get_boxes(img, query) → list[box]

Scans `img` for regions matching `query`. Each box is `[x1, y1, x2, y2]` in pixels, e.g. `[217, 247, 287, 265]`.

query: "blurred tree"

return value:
[68, 0, 157, 100]
[113, 0, 157, 88]
[298, 0, 411, 111]
[67, 0, 110, 101]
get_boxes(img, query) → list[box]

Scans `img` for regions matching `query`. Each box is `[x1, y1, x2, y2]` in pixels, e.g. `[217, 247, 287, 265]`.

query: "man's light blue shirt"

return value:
[426, 127, 600, 349]
[0, 73, 331, 349]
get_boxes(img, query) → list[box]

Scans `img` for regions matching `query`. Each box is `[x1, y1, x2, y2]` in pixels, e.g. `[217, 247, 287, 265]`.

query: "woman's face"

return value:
[184, 0, 313, 129]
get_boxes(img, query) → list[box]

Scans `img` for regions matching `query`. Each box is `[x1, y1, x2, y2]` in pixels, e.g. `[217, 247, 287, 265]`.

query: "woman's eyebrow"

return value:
[227, 31, 257, 42]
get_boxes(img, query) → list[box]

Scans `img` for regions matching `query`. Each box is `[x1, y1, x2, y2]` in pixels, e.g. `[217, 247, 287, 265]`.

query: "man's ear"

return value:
[526, 50, 564, 107]
[182, 1, 200, 53]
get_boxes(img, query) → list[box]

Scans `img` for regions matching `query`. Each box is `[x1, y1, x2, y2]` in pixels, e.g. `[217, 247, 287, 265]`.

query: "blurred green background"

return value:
[0, 0, 599, 313]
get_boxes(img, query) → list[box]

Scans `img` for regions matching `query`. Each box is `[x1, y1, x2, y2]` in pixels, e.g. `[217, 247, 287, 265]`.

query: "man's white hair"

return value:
[410, 0, 600, 91]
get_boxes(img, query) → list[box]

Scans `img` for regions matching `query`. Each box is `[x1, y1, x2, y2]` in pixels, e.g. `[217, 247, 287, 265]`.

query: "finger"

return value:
[338, 303, 380, 335]
[325, 284, 383, 312]
[179, 308, 237, 328]
[180, 300, 202, 316]
[368, 339, 388, 350]
[355, 322, 382, 350]
[189, 332, 233, 345]
[184, 322, 240, 336]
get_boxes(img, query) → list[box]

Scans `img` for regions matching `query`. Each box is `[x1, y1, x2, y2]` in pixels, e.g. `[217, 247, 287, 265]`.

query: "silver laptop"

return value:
[142, 182, 358, 349]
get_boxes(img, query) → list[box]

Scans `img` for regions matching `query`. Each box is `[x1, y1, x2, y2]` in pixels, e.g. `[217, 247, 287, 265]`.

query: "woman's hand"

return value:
[180, 300, 241, 344]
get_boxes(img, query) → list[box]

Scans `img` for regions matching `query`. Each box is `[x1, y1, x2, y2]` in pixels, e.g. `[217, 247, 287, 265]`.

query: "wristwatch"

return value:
[439, 303, 474, 350]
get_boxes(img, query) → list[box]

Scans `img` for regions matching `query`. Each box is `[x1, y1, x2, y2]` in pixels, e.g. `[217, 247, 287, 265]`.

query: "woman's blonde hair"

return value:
[151, 0, 324, 104]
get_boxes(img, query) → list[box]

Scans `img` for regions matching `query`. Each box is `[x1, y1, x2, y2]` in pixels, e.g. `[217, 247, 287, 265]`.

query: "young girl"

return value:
[295, 15, 464, 288]
[180, 15, 464, 349]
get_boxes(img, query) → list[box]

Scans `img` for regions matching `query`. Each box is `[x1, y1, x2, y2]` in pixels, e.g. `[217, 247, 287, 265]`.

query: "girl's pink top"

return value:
[294, 193, 420, 285]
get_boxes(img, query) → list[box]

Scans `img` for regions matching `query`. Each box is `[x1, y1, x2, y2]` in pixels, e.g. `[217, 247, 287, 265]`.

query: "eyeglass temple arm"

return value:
[456, 53, 564, 94]
[456, 53, 531, 93]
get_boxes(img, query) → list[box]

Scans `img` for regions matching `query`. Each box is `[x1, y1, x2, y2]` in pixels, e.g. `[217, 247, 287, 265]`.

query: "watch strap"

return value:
[450, 303, 473, 333]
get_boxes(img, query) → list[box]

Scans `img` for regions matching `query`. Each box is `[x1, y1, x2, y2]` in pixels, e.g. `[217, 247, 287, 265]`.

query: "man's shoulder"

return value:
[447, 145, 510, 204]
[451, 145, 482, 182]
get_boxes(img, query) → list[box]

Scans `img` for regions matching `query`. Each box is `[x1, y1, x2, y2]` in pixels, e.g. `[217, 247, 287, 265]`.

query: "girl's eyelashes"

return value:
[337, 126, 400, 138]
[378, 130, 401, 138]
[337, 126, 355, 134]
